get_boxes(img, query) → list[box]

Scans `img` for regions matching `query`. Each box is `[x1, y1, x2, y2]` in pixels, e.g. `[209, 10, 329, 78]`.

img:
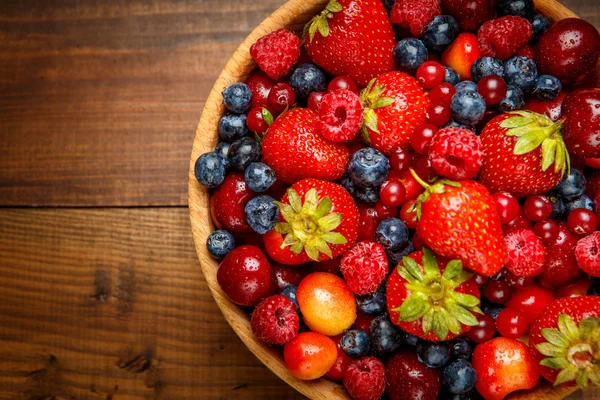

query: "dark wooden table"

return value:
[0, 1, 598, 399]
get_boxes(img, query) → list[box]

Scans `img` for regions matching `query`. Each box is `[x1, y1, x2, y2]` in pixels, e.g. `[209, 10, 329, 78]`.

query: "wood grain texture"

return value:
[0, 208, 304, 399]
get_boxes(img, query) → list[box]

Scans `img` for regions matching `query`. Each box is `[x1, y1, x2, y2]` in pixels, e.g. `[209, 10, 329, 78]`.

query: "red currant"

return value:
[416, 61, 445, 89]
[429, 83, 456, 105]
[375, 201, 397, 219]
[465, 314, 496, 343]
[483, 280, 513, 304]
[503, 271, 534, 289]
[413, 156, 435, 181]
[425, 103, 451, 127]
[395, 170, 425, 202]
[400, 200, 418, 229]
[585, 157, 600, 169]
[567, 208, 598, 235]
[308, 91, 325, 112]
[533, 220, 560, 243]
[268, 82, 295, 112]
[474, 273, 489, 286]
[523, 195, 553, 222]
[496, 308, 529, 339]
[358, 204, 380, 241]
[477, 75, 507, 105]
[327, 76, 358, 93]
[492, 192, 520, 224]
[411, 124, 438, 155]
[505, 285, 555, 324]
[412, 233, 424, 250]
[247, 107, 269, 133]
[379, 180, 407, 207]
[389, 147, 413, 172]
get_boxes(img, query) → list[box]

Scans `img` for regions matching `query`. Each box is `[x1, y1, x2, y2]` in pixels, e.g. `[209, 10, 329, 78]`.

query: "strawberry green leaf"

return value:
[442, 260, 463, 280]
[422, 311, 433, 334]
[453, 306, 479, 327]
[316, 18, 329, 38]
[371, 97, 395, 109]
[313, 238, 333, 259]
[421, 247, 440, 280]
[576, 370, 590, 388]
[536, 342, 567, 358]
[540, 357, 570, 370]
[541, 328, 571, 348]
[558, 313, 580, 342]
[308, 18, 319, 42]
[315, 197, 333, 218]
[402, 257, 425, 281]
[318, 213, 343, 231]
[451, 292, 480, 308]
[514, 130, 546, 155]
[398, 293, 428, 322]
[432, 311, 449, 340]
[261, 108, 274, 126]
[364, 109, 379, 134]
[321, 231, 347, 245]
[541, 138, 557, 171]
[554, 366, 578, 386]
[326, 0, 342, 12]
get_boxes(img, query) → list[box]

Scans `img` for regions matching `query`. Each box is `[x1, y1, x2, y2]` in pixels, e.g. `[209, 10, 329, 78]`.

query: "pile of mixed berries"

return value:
[195, 0, 600, 398]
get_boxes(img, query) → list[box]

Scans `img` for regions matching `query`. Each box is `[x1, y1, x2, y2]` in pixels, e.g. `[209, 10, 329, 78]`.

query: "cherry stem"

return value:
[409, 168, 430, 190]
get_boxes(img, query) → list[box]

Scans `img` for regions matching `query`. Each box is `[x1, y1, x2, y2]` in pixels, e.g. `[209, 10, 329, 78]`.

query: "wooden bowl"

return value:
[189, 1, 595, 398]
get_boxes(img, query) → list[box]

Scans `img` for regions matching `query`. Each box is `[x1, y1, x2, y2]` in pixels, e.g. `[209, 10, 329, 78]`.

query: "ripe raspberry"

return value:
[575, 232, 600, 277]
[340, 241, 388, 295]
[504, 229, 546, 277]
[477, 16, 533, 60]
[251, 295, 300, 345]
[343, 356, 386, 400]
[428, 127, 483, 180]
[316, 89, 364, 142]
[250, 29, 301, 80]
[391, 0, 442, 36]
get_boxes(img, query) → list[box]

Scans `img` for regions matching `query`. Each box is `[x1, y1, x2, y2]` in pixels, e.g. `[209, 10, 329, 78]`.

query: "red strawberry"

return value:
[441, 33, 482, 80]
[250, 29, 300, 80]
[477, 16, 532, 60]
[210, 172, 256, 234]
[385, 350, 441, 400]
[262, 108, 350, 183]
[263, 179, 359, 265]
[391, 0, 441, 36]
[562, 88, 600, 158]
[386, 248, 481, 341]
[304, 0, 395, 87]
[479, 111, 569, 198]
[410, 172, 507, 276]
[440, 0, 494, 32]
[360, 72, 430, 155]
[529, 296, 600, 387]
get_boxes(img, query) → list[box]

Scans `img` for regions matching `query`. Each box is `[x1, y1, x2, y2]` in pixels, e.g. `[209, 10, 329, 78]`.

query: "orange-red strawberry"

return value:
[262, 108, 350, 184]
[360, 72, 430, 155]
[386, 248, 482, 341]
[479, 111, 570, 198]
[304, 0, 395, 87]
[529, 296, 600, 388]
[410, 171, 507, 276]
[264, 179, 359, 265]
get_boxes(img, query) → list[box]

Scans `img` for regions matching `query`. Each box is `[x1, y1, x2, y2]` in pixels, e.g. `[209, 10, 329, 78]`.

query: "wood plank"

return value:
[0, 0, 286, 207]
[0, 208, 305, 399]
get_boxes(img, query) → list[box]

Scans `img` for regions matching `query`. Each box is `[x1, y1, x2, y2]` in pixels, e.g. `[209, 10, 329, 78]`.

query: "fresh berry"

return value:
[523, 90, 566, 122]
[417, 61, 446, 89]
[524, 195, 553, 221]
[213, 142, 231, 168]
[343, 356, 386, 400]
[455, 80, 477, 93]
[426, 103, 452, 126]
[477, 75, 507, 105]
[465, 313, 496, 342]
[340, 330, 372, 358]
[341, 241, 389, 295]
[222, 82, 252, 113]
[375, 218, 409, 250]
[516, 43, 536, 59]
[428, 127, 482, 180]
[498, 85, 525, 112]
[479, 112, 568, 197]
[442, 359, 477, 394]
[386, 242, 417, 265]
[575, 232, 600, 277]
[549, 194, 567, 220]
[450, 90, 486, 125]
[494, 0, 534, 20]
[280, 284, 300, 311]
[325, 334, 353, 381]
[228, 136, 262, 171]
[267, 82, 295, 112]
[289, 63, 327, 99]
[308, 91, 326, 112]
[194, 152, 226, 188]
[244, 195, 278, 234]
[430, 83, 456, 105]
[566, 195, 594, 214]
[244, 162, 276, 193]
[361, 71, 430, 155]
[348, 147, 390, 188]
[218, 113, 249, 142]
[533, 219, 559, 243]
[506, 284, 555, 324]
[246, 107, 270, 134]
[250, 29, 300, 80]
[316, 89, 364, 143]
[328, 76, 358, 93]
[310, 256, 342, 275]
[442, 33, 482, 80]
[284, 331, 338, 380]
[251, 295, 300, 345]
[206, 229, 235, 259]
[217, 245, 275, 306]
[417, 340, 451, 368]
[493, 192, 520, 224]
[531, 14, 550, 41]
[210, 172, 255, 234]
[379, 180, 406, 207]
[567, 208, 598, 236]
[356, 284, 387, 316]
[369, 313, 404, 355]
[262, 108, 349, 183]
[496, 307, 529, 338]
[503, 56, 538, 93]
[535, 18, 600, 85]
[385, 350, 441, 400]
[245, 70, 275, 109]
[357, 203, 381, 241]
[473, 337, 539, 400]
[423, 15, 460, 53]
[532, 74, 562, 101]
[503, 207, 533, 235]
[450, 337, 475, 360]
[391, 0, 442, 36]
[440, 0, 494, 32]
[394, 38, 429, 74]
[341, 175, 381, 204]
[411, 124, 438, 155]
[478, 16, 533, 60]
[553, 168, 587, 201]
[297, 272, 357, 336]
[390, 148, 414, 173]
[263, 179, 358, 264]
[483, 279, 513, 304]
[529, 296, 600, 387]
[304, 0, 395, 86]
[504, 229, 546, 277]
[562, 89, 600, 158]
[538, 222, 582, 289]
[444, 66, 461, 85]
[503, 269, 536, 289]
[471, 57, 504, 82]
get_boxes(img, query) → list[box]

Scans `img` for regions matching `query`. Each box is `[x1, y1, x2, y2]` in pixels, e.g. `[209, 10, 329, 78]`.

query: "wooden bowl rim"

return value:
[188, 1, 586, 398]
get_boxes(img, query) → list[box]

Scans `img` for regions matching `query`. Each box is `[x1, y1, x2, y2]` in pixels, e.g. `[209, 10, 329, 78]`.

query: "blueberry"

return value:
[356, 285, 387, 316]
[394, 38, 428, 74]
[228, 137, 262, 171]
[548, 194, 566, 220]
[206, 229, 235, 259]
[495, 0, 534, 20]
[531, 14, 550, 42]
[443, 120, 475, 132]
[553, 168, 587, 201]
[483, 305, 503, 320]
[451, 91, 486, 126]
[194, 152, 226, 188]
[222, 83, 252, 113]
[450, 338, 475, 360]
[348, 148, 389, 188]
[214, 142, 231, 169]
[566, 195, 594, 214]
[244, 195, 279, 234]
[403, 332, 419, 347]
[386, 242, 416, 266]
[339, 175, 380, 204]
[423, 15, 459, 53]
[340, 329, 372, 358]
[370, 314, 404, 355]
[533, 75, 562, 101]
[218, 114, 249, 142]
[290, 63, 327, 99]
[503, 56, 538, 93]
[498, 85, 525, 112]
[375, 218, 409, 250]
[470, 57, 504, 82]
[417, 340, 451, 368]
[587, 280, 600, 296]
[444, 66, 461, 85]
[454, 80, 478, 93]
[443, 359, 478, 394]
[244, 162, 276, 193]
[281, 284, 300, 312]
